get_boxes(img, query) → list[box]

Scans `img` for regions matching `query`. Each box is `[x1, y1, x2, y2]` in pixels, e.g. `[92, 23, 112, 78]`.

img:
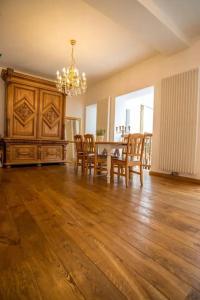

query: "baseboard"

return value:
[149, 171, 200, 184]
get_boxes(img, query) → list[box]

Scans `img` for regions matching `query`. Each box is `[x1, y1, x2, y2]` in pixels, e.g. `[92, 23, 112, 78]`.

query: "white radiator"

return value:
[159, 68, 199, 175]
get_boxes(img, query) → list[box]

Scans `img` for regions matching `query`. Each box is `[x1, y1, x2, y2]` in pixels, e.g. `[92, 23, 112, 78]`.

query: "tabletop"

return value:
[95, 141, 127, 145]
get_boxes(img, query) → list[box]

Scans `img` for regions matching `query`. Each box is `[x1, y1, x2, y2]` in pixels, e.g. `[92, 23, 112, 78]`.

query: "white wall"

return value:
[85, 40, 200, 102]
[0, 68, 85, 136]
[84, 39, 200, 179]
[66, 95, 85, 133]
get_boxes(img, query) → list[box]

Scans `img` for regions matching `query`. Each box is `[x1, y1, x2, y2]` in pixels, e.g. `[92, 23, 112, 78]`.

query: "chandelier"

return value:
[56, 40, 87, 96]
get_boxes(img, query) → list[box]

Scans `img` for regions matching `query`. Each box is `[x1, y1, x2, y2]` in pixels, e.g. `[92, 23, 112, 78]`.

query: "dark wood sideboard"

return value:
[1, 68, 68, 167]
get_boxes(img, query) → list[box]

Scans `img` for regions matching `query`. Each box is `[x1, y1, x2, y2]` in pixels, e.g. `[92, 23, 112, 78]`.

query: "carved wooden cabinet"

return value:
[7, 83, 39, 139]
[1, 68, 68, 167]
[38, 89, 64, 140]
[0, 140, 3, 167]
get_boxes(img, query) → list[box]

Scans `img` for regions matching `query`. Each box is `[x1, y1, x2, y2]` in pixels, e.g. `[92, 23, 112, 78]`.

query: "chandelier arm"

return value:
[56, 39, 87, 96]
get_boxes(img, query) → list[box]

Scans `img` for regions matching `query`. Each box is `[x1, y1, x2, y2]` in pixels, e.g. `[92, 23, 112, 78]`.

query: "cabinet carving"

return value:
[41, 146, 63, 162]
[38, 89, 63, 139]
[9, 84, 38, 138]
[1, 68, 68, 167]
[10, 145, 38, 163]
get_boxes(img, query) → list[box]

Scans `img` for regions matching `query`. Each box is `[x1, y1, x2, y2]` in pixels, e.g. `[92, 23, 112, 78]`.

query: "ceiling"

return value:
[0, 0, 200, 83]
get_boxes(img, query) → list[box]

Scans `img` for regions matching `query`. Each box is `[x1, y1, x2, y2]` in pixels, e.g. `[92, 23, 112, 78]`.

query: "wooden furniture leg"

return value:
[140, 165, 143, 186]
[106, 153, 112, 184]
[125, 166, 129, 187]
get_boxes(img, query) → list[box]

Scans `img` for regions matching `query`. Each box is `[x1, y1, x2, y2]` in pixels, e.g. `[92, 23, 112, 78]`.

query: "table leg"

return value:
[107, 153, 112, 184]
[95, 144, 123, 184]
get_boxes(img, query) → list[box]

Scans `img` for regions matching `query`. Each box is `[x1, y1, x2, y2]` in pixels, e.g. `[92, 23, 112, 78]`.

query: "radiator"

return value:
[159, 68, 199, 175]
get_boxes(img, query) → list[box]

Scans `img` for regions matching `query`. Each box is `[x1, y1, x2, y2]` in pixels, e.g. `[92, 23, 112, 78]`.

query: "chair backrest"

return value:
[143, 133, 153, 167]
[84, 134, 95, 153]
[122, 135, 129, 155]
[144, 133, 153, 149]
[74, 135, 83, 153]
[126, 133, 145, 161]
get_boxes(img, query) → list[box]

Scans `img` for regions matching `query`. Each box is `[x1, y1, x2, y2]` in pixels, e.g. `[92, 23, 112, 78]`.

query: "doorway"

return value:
[85, 104, 97, 135]
[115, 86, 154, 141]
[65, 117, 81, 163]
[115, 86, 154, 170]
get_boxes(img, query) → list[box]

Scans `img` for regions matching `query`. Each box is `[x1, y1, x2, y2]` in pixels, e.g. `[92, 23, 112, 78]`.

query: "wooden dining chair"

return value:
[94, 146, 107, 176]
[83, 134, 95, 174]
[83, 134, 108, 175]
[143, 133, 153, 170]
[111, 133, 145, 187]
[122, 135, 129, 158]
[74, 134, 84, 171]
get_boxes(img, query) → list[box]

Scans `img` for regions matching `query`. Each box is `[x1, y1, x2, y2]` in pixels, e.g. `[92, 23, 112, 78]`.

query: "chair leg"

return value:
[81, 157, 84, 173]
[140, 165, 143, 186]
[97, 163, 102, 175]
[118, 165, 120, 180]
[85, 159, 88, 175]
[125, 166, 129, 187]
[111, 161, 114, 181]
[74, 158, 78, 172]
[94, 158, 97, 176]
[82, 156, 85, 174]
[129, 166, 132, 180]
[89, 161, 92, 175]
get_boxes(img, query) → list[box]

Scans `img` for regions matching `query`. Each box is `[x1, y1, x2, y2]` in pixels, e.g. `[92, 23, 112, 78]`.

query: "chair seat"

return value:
[97, 154, 107, 158]
[77, 151, 84, 156]
[112, 156, 142, 167]
[112, 156, 141, 162]
[84, 152, 95, 157]
[96, 156, 107, 164]
[84, 153, 106, 157]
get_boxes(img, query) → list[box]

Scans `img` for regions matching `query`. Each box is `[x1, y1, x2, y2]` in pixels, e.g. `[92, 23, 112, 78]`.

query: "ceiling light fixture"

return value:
[56, 40, 87, 96]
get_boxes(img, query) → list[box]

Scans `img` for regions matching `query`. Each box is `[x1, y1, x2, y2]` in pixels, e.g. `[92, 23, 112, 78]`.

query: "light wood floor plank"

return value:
[1, 165, 200, 299]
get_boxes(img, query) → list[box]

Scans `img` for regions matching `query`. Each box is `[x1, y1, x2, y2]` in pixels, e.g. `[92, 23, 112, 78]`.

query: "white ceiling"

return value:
[0, 0, 200, 83]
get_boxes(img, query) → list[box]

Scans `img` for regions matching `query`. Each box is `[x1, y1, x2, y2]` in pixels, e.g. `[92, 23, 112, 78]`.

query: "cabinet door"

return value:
[38, 90, 64, 140]
[40, 145, 63, 162]
[8, 145, 38, 163]
[7, 84, 38, 138]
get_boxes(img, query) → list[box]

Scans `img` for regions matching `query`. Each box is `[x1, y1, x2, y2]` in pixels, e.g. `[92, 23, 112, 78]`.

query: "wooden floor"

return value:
[1, 166, 200, 299]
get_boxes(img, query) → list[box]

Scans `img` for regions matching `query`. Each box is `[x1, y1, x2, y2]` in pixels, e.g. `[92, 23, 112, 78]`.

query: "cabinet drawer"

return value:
[10, 145, 38, 162]
[41, 145, 63, 162]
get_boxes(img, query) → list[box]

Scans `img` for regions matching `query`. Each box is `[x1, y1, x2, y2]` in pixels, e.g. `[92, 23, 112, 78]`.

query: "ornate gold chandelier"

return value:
[56, 40, 87, 96]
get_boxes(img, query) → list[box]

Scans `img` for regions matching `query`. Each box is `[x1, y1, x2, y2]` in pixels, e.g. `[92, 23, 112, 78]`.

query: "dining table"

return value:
[95, 141, 127, 183]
